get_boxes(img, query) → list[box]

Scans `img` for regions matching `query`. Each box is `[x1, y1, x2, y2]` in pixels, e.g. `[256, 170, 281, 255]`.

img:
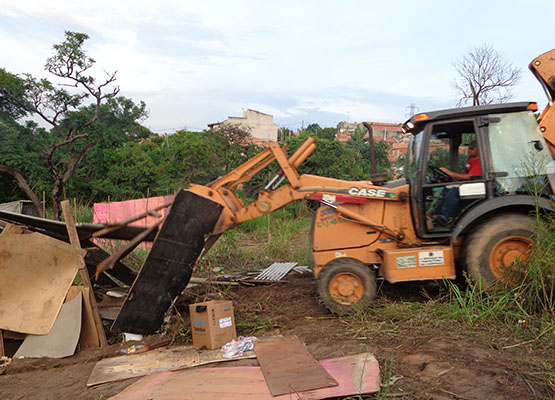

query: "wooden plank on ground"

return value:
[108, 352, 380, 400]
[61, 200, 107, 347]
[87, 345, 255, 387]
[254, 335, 338, 396]
[112, 190, 223, 335]
[0, 232, 82, 334]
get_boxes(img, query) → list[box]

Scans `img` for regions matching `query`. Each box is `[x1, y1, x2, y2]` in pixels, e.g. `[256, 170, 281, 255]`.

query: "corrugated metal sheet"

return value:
[254, 262, 298, 281]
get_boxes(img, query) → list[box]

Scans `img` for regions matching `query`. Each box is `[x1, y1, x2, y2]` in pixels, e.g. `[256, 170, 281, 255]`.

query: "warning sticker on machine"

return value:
[418, 251, 445, 266]
[219, 317, 233, 329]
[396, 256, 417, 269]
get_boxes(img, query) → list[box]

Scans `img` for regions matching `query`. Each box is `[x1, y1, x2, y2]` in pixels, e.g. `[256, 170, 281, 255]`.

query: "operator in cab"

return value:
[439, 140, 481, 180]
[431, 141, 482, 226]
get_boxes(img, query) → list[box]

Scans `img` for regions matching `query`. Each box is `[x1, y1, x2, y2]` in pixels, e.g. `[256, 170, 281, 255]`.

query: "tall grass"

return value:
[198, 202, 314, 272]
[508, 212, 555, 318]
[434, 208, 555, 344]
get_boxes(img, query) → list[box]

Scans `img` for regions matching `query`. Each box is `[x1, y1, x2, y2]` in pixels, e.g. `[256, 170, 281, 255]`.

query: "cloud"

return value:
[1, 0, 554, 133]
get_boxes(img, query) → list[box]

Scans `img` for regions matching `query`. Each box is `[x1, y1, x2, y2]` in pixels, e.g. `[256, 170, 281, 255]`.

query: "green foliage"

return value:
[437, 278, 519, 326]
[0, 68, 29, 119]
[199, 203, 313, 273]
[345, 126, 392, 177]
[286, 133, 367, 180]
[303, 123, 336, 140]
[506, 212, 555, 318]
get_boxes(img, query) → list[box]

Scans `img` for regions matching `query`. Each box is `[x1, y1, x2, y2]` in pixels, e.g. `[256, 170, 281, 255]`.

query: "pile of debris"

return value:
[0, 196, 381, 398]
[89, 335, 379, 399]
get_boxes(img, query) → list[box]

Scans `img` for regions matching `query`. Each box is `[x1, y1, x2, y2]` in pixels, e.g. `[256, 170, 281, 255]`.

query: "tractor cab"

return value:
[402, 102, 555, 239]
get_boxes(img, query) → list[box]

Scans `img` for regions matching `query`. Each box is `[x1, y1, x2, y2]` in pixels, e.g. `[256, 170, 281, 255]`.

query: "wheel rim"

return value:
[328, 272, 364, 305]
[489, 235, 533, 280]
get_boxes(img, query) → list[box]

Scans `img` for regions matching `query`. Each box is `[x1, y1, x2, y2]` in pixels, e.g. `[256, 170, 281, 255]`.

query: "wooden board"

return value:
[254, 335, 337, 395]
[13, 292, 82, 358]
[66, 286, 100, 348]
[61, 200, 107, 348]
[0, 232, 82, 334]
[108, 352, 380, 400]
[87, 345, 255, 387]
[112, 190, 223, 334]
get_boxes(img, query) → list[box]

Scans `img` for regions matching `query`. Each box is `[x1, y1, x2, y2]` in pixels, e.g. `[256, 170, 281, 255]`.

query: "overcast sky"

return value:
[1, 1, 554, 133]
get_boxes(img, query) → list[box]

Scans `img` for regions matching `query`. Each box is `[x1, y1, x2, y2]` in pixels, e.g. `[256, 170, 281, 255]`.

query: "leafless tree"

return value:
[452, 44, 521, 107]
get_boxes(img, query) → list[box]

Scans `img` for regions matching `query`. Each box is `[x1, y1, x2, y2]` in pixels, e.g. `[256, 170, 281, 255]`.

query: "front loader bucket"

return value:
[112, 189, 223, 334]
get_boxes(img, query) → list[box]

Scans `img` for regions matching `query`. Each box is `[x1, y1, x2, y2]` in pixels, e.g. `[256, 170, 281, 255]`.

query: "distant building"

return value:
[336, 121, 408, 162]
[208, 109, 279, 143]
[336, 121, 403, 142]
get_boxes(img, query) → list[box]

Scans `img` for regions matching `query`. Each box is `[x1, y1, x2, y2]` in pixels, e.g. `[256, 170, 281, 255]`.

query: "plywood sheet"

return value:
[0, 232, 82, 334]
[14, 292, 82, 358]
[66, 286, 100, 347]
[108, 352, 380, 400]
[254, 335, 337, 395]
[87, 345, 255, 386]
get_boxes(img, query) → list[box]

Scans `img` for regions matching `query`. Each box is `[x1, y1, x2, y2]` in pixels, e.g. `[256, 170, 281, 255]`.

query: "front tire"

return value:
[463, 213, 535, 287]
[317, 258, 377, 313]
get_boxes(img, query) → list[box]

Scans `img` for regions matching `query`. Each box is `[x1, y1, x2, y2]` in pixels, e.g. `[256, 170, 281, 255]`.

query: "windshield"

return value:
[488, 111, 555, 193]
[405, 129, 424, 180]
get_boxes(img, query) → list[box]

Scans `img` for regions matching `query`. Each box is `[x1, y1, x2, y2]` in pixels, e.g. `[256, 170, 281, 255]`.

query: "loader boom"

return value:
[529, 48, 555, 156]
[188, 136, 410, 240]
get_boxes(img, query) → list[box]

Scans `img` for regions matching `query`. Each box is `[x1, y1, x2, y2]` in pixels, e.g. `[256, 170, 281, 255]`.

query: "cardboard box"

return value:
[189, 300, 236, 350]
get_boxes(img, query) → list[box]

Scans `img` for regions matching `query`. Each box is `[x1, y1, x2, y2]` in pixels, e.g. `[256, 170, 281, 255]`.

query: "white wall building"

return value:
[208, 109, 279, 142]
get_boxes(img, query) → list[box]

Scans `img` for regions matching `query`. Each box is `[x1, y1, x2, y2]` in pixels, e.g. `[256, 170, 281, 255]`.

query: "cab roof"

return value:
[401, 102, 537, 134]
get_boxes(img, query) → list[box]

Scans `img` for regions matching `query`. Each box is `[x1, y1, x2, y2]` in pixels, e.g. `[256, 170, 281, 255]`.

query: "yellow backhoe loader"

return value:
[106, 49, 555, 334]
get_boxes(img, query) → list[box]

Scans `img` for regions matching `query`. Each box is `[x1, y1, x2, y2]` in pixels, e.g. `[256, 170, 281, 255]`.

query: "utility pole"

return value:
[405, 103, 419, 119]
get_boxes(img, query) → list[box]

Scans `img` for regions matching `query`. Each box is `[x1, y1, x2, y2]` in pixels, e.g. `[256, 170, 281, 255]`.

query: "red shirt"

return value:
[464, 156, 481, 177]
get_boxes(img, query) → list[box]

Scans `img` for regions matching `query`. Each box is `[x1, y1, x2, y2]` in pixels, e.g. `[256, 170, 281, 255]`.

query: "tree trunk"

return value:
[0, 164, 44, 217]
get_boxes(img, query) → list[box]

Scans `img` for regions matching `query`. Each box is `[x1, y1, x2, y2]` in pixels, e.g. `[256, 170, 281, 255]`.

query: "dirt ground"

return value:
[1, 272, 553, 400]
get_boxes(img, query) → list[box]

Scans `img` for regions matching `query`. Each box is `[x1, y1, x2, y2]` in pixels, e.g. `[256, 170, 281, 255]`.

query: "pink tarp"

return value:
[93, 195, 175, 249]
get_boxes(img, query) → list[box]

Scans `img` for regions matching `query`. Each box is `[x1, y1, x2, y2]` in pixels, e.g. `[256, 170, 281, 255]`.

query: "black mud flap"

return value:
[112, 189, 223, 334]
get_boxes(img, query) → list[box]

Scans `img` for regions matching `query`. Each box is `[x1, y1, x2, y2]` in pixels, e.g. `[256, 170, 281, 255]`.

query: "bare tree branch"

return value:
[451, 44, 521, 107]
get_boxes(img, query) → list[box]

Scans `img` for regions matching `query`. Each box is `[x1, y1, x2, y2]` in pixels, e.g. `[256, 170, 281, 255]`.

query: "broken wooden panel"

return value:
[66, 286, 101, 348]
[108, 352, 380, 400]
[13, 292, 82, 358]
[254, 335, 338, 396]
[112, 190, 223, 334]
[0, 232, 82, 335]
[87, 345, 256, 387]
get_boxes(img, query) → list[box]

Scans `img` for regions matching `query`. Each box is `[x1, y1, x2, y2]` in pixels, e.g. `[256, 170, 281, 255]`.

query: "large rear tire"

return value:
[317, 258, 377, 313]
[463, 213, 535, 287]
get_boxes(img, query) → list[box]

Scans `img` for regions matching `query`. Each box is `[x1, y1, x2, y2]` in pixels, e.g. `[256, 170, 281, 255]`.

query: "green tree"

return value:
[303, 123, 336, 140]
[0, 31, 119, 219]
[286, 134, 365, 180]
[66, 97, 151, 203]
[0, 71, 48, 212]
[346, 126, 392, 177]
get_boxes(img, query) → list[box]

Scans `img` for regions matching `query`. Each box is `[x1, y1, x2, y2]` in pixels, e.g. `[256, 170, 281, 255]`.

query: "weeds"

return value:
[375, 353, 396, 399]
[199, 203, 313, 273]
[506, 212, 555, 318]
[436, 277, 520, 326]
